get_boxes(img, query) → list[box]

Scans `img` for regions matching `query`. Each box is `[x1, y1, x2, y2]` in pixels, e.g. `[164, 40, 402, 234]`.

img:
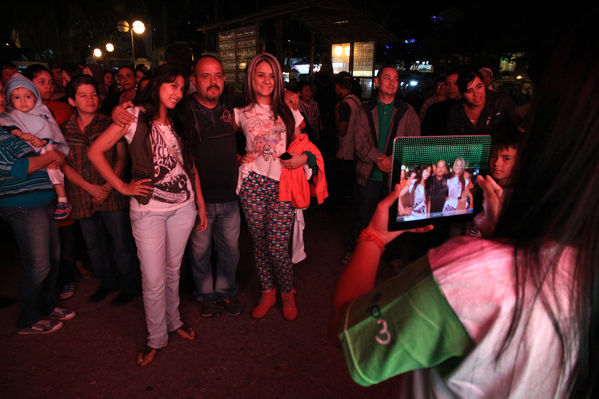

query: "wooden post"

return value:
[309, 31, 315, 78]
[349, 42, 355, 75]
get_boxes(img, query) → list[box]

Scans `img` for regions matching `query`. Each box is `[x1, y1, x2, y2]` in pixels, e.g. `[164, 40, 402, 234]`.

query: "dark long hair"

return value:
[245, 53, 295, 147]
[492, 15, 599, 398]
[134, 64, 193, 173]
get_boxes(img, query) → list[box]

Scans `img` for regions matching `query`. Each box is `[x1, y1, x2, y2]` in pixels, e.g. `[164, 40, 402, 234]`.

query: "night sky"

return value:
[0, 0, 594, 77]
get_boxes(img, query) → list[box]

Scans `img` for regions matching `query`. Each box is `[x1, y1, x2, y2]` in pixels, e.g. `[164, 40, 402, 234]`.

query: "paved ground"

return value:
[0, 197, 401, 399]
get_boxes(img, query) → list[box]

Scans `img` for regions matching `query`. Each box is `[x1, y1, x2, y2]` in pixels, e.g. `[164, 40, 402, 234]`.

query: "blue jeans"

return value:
[188, 200, 240, 302]
[352, 180, 386, 246]
[78, 209, 140, 294]
[0, 202, 59, 328]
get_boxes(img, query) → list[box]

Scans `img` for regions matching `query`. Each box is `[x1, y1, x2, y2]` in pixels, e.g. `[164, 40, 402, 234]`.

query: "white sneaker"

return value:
[46, 307, 76, 321]
[17, 319, 63, 335]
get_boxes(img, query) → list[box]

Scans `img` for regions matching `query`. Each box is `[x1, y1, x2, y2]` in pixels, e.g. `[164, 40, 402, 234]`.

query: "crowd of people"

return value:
[2, 14, 596, 396]
[0, 52, 328, 366]
[0, 54, 521, 354]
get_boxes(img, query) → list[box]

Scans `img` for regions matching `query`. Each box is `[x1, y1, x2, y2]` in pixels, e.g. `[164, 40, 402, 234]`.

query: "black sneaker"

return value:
[217, 297, 243, 316]
[88, 287, 113, 303]
[200, 301, 221, 318]
[111, 292, 137, 306]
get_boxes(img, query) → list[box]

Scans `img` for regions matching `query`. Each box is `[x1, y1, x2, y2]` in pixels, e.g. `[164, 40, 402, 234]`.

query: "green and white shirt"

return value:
[339, 236, 576, 398]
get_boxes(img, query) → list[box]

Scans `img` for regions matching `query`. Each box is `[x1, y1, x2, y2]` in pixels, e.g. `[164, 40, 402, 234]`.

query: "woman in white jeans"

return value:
[88, 64, 207, 366]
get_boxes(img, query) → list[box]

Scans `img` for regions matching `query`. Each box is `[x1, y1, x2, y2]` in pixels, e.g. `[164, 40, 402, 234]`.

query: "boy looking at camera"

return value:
[489, 126, 524, 188]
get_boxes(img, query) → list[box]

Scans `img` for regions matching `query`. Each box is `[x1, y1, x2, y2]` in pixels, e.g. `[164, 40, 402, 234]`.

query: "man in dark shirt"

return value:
[427, 159, 449, 214]
[424, 159, 452, 249]
[333, 73, 361, 205]
[421, 72, 461, 136]
[185, 55, 244, 318]
[446, 70, 517, 136]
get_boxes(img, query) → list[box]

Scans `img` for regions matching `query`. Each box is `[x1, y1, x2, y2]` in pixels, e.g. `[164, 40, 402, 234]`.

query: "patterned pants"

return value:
[239, 172, 295, 293]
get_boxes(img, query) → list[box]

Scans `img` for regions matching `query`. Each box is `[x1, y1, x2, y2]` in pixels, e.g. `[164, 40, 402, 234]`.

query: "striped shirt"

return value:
[0, 127, 54, 207]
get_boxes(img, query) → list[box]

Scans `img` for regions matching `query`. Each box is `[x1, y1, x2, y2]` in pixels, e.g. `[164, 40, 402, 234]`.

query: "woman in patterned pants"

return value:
[235, 53, 308, 321]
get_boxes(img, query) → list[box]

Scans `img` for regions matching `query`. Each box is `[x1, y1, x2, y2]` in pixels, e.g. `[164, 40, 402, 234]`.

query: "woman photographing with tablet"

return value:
[331, 16, 599, 398]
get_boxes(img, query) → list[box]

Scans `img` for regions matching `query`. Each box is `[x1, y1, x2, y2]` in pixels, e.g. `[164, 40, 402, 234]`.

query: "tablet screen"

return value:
[389, 135, 492, 230]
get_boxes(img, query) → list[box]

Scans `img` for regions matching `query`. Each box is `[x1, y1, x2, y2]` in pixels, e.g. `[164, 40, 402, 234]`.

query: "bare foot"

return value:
[174, 324, 196, 340]
[136, 346, 157, 367]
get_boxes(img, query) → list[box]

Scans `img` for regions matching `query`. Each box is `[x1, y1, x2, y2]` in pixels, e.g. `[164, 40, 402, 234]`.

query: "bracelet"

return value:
[358, 228, 385, 253]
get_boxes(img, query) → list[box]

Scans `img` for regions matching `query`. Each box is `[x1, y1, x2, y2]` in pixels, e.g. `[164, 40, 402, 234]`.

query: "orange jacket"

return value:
[279, 134, 328, 208]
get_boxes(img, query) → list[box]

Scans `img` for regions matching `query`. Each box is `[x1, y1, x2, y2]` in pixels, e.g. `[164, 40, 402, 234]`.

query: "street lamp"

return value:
[105, 42, 115, 53]
[117, 20, 145, 65]
[93, 48, 102, 64]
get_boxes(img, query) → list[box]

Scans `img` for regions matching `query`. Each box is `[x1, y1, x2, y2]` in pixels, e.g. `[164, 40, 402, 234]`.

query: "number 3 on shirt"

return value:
[375, 319, 391, 345]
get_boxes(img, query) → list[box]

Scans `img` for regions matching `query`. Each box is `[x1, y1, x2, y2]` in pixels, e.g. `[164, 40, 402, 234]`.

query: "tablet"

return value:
[388, 135, 492, 230]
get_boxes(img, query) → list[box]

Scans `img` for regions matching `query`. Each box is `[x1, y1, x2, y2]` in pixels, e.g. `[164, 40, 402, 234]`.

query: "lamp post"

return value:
[117, 20, 145, 65]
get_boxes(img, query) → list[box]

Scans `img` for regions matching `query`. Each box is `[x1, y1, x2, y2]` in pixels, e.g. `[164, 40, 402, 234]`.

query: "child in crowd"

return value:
[489, 124, 524, 188]
[4, 76, 71, 219]
[297, 81, 322, 144]
[23, 64, 73, 126]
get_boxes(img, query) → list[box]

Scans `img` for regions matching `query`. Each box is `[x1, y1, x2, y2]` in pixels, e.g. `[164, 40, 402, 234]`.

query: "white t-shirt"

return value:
[234, 103, 303, 190]
[124, 107, 194, 212]
[442, 175, 470, 215]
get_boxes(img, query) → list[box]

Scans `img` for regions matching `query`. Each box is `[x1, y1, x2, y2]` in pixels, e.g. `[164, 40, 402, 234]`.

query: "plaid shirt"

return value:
[62, 112, 129, 219]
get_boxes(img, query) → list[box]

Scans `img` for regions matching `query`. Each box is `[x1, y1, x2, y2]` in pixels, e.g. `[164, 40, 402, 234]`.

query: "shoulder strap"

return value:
[345, 95, 361, 107]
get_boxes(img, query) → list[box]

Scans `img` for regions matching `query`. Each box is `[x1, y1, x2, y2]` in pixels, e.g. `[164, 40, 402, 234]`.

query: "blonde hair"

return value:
[245, 53, 294, 145]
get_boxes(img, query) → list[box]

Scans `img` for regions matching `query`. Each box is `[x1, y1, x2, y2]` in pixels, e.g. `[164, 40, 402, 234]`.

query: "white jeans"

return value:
[130, 202, 196, 349]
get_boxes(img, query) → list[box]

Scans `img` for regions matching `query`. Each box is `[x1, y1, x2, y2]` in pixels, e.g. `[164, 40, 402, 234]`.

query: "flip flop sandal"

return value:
[137, 346, 158, 367]
[169, 323, 196, 340]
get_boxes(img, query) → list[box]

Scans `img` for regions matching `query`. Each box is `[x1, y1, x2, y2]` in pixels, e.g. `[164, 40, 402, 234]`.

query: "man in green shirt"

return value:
[352, 66, 420, 247]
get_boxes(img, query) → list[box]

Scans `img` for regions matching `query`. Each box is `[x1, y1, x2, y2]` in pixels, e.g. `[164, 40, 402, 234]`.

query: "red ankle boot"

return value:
[281, 290, 297, 321]
[252, 289, 276, 319]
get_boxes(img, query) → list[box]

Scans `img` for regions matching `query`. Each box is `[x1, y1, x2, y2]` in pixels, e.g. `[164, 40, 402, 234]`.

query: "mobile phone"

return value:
[280, 152, 292, 160]
[388, 135, 492, 230]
